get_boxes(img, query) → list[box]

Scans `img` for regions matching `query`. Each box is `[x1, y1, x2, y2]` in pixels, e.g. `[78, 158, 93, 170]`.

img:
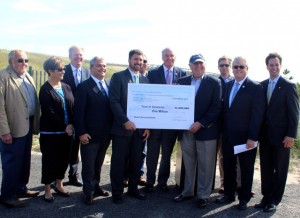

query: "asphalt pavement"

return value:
[0, 151, 299, 218]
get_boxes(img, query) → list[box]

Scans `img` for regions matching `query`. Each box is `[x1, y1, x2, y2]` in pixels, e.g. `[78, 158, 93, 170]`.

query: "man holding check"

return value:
[173, 54, 222, 208]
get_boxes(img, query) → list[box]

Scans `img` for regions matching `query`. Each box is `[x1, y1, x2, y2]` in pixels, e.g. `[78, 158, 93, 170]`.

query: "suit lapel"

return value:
[268, 76, 284, 106]
[8, 68, 27, 103]
[230, 78, 248, 107]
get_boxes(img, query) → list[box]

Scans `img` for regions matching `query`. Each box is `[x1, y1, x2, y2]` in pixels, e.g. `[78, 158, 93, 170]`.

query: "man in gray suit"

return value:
[62, 45, 90, 187]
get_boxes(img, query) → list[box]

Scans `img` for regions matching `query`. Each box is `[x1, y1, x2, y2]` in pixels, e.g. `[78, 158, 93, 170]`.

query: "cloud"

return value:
[11, 0, 59, 13]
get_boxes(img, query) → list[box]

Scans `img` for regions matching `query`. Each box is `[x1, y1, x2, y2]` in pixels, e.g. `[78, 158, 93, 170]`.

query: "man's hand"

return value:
[246, 139, 256, 149]
[283, 136, 295, 148]
[65, 124, 74, 136]
[189, 122, 201, 134]
[124, 121, 136, 131]
[1, 133, 12, 144]
[143, 130, 150, 141]
[79, 134, 91, 145]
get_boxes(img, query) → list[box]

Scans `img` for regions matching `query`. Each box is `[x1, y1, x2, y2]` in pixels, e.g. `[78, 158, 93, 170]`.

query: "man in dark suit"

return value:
[255, 53, 299, 212]
[173, 54, 222, 208]
[217, 55, 234, 193]
[62, 46, 90, 187]
[145, 48, 186, 192]
[216, 56, 265, 210]
[109, 49, 150, 204]
[74, 57, 112, 205]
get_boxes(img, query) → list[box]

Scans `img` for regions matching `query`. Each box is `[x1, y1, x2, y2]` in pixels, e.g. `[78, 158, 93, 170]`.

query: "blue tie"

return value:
[99, 81, 108, 98]
[229, 82, 239, 107]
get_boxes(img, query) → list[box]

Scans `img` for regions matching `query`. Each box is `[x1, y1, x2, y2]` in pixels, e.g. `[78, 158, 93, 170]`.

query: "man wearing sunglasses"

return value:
[255, 53, 299, 212]
[0, 50, 40, 208]
[216, 57, 265, 210]
[62, 46, 90, 187]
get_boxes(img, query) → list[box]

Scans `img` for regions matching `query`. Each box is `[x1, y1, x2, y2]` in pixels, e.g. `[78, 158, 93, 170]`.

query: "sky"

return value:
[1, 0, 300, 82]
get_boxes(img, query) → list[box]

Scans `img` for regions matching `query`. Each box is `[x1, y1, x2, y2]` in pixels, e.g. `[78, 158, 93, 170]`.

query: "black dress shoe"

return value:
[127, 192, 146, 200]
[1, 198, 26, 208]
[157, 184, 169, 192]
[68, 179, 83, 187]
[17, 190, 40, 198]
[112, 196, 123, 204]
[173, 194, 193, 203]
[83, 195, 94, 205]
[215, 195, 235, 204]
[255, 198, 268, 208]
[51, 184, 71, 197]
[264, 203, 276, 212]
[44, 195, 54, 203]
[145, 184, 154, 193]
[237, 200, 248, 210]
[196, 198, 208, 208]
[94, 187, 109, 197]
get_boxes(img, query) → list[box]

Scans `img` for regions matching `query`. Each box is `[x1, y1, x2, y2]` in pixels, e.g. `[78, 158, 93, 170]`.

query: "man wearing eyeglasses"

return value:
[217, 56, 234, 193]
[0, 50, 40, 208]
[255, 53, 299, 212]
[216, 57, 265, 210]
[62, 46, 90, 187]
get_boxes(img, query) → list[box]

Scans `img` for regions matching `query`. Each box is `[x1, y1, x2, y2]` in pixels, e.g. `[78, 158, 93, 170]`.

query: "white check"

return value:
[127, 83, 195, 130]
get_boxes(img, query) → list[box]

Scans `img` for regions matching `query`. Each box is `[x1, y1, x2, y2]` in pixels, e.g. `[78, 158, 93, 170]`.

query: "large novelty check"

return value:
[127, 84, 195, 130]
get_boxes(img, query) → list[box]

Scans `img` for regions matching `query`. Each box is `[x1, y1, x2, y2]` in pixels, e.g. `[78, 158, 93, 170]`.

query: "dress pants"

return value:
[259, 141, 290, 205]
[0, 130, 32, 200]
[222, 142, 257, 202]
[40, 134, 72, 184]
[68, 136, 80, 180]
[110, 131, 144, 197]
[146, 129, 177, 185]
[180, 131, 217, 199]
[81, 138, 110, 196]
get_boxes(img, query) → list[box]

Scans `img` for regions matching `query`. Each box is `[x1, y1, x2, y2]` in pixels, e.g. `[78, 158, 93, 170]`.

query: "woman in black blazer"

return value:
[39, 56, 74, 202]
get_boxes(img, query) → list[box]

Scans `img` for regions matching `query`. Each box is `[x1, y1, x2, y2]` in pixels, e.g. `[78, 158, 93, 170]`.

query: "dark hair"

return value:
[265, 53, 282, 65]
[43, 56, 64, 76]
[129, 49, 143, 59]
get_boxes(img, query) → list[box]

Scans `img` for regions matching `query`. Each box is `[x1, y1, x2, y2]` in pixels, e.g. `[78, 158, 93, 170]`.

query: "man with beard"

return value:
[109, 49, 150, 204]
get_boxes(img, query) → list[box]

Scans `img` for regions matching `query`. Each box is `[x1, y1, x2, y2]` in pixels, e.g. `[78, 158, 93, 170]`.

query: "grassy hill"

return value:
[0, 49, 126, 78]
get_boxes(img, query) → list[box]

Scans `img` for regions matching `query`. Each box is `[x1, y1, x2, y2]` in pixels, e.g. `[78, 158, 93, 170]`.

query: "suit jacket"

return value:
[0, 66, 40, 137]
[39, 81, 74, 132]
[260, 76, 299, 146]
[74, 77, 113, 143]
[223, 77, 265, 145]
[178, 74, 222, 140]
[62, 64, 90, 95]
[147, 65, 186, 85]
[219, 76, 234, 100]
[109, 69, 149, 136]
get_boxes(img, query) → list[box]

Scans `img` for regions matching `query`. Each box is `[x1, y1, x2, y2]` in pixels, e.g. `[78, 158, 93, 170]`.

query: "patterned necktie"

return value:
[99, 81, 108, 98]
[74, 68, 80, 86]
[267, 80, 273, 103]
[166, 69, 171, 85]
[229, 82, 239, 107]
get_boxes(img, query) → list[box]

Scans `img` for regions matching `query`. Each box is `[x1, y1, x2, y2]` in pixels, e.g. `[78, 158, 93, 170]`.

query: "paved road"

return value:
[0, 152, 299, 218]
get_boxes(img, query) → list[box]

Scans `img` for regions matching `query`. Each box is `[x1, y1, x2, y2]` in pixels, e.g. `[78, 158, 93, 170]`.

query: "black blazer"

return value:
[177, 74, 222, 141]
[109, 69, 149, 136]
[74, 77, 113, 143]
[147, 65, 186, 84]
[223, 77, 265, 145]
[39, 82, 74, 132]
[62, 64, 90, 95]
[260, 76, 299, 146]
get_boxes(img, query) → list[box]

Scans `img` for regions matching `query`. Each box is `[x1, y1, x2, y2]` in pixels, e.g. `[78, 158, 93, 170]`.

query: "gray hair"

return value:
[43, 56, 64, 75]
[89, 56, 105, 67]
[68, 45, 84, 56]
